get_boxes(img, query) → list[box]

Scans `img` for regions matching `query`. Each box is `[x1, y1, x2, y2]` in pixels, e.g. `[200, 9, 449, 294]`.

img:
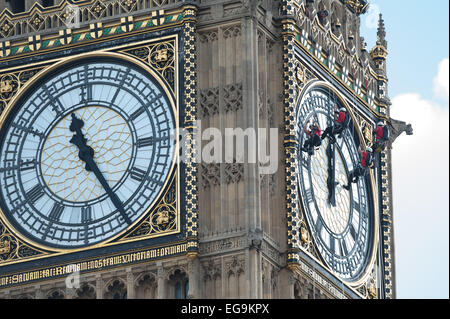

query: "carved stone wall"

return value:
[0, 0, 388, 300]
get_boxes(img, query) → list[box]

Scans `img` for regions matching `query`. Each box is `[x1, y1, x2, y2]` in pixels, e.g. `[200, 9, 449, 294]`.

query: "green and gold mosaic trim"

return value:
[0, 10, 185, 59]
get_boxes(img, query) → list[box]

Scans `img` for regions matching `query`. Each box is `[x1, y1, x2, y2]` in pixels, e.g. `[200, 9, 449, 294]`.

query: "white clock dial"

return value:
[297, 87, 373, 282]
[0, 58, 176, 248]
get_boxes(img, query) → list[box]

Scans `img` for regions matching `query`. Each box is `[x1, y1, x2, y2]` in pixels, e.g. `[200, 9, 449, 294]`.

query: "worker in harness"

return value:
[343, 145, 374, 190]
[301, 120, 322, 156]
[321, 104, 350, 143]
[373, 120, 390, 153]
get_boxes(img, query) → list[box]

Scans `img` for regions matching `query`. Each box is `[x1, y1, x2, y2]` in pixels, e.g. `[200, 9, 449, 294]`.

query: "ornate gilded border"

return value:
[0, 37, 183, 268]
[283, 2, 383, 298]
[294, 80, 380, 293]
[0, 5, 185, 61]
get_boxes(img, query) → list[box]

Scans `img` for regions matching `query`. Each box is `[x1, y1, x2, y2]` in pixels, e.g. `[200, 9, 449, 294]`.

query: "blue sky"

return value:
[360, 1, 449, 299]
[361, 0, 449, 101]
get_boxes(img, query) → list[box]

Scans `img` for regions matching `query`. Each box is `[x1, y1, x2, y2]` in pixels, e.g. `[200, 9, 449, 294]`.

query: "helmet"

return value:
[366, 147, 373, 153]
[378, 121, 384, 126]
[339, 107, 346, 112]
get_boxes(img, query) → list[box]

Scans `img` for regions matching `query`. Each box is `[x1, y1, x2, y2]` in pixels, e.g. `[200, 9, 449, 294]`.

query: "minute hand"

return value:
[326, 141, 337, 207]
[69, 113, 132, 225]
[83, 156, 132, 225]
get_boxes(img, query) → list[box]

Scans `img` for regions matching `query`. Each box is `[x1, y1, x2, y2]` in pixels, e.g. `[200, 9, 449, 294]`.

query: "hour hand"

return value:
[69, 113, 131, 225]
[326, 141, 337, 207]
[69, 113, 95, 172]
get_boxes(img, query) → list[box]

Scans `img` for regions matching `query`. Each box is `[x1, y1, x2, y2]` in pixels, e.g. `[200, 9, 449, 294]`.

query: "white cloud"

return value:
[390, 93, 449, 298]
[433, 58, 449, 101]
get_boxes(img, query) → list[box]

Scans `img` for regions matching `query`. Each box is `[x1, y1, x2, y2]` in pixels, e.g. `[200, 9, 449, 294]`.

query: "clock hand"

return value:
[326, 140, 337, 207]
[69, 113, 132, 225]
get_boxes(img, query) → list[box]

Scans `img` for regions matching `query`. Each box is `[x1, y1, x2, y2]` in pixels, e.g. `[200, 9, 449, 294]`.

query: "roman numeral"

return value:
[129, 107, 145, 121]
[26, 184, 45, 204]
[81, 206, 92, 224]
[315, 218, 323, 234]
[11, 123, 44, 140]
[300, 153, 309, 170]
[330, 237, 336, 253]
[48, 202, 65, 221]
[130, 167, 146, 182]
[353, 201, 361, 213]
[349, 224, 357, 241]
[20, 159, 36, 172]
[339, 239, 349, 256]
[137, 137, 154, 148]
[304, 188, 314, 203]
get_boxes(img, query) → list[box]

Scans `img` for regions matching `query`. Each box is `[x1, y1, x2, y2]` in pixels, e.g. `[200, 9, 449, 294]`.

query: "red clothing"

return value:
[337, 112, 346, 124]
[308, 127, 321, 137]
[313, 128, 322, 137]
[361, 151, 369, 167]
[375, 126, 384, 140]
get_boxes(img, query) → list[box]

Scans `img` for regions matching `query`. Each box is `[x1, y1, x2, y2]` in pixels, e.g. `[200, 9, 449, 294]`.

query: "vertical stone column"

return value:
[95, 274, 103, 299]
[241, 0, 262, 299]
[65, 287, 75, 299]
[187, 258, 200, 299]
[35, 285, 44, 299]
[156, 262, 165, 299]
[126, 269, 135, 299]
[278, 268, 294, 299]
[370, 14, 393, 299]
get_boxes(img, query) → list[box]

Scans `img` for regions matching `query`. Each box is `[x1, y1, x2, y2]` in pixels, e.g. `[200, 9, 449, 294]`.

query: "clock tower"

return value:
[0, 0, 411, 299]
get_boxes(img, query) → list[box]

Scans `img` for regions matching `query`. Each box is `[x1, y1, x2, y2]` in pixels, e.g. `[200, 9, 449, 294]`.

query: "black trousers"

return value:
[303, 134, 321, 150]
[346, 165, 367, 187]
[322, 124, 344, 140]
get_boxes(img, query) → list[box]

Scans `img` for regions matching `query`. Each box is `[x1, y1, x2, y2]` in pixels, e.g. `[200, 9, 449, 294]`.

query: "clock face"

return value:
[297, 87, 374, 282]
[0, 58, 176, 249]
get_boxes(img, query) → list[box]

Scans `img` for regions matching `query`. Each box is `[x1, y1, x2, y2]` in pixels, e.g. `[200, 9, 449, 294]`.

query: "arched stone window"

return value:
[135, 273, 158, 299]
[168, 268, 189, 299]
[105, 279, 127, 299]
[75, 284, 96, 299]
[47, 289, 65, 299]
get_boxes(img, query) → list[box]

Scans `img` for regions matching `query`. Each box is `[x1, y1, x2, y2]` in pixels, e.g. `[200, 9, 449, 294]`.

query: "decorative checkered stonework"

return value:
[282, 3, 301, 267]
[182, 5, 199, 259]
[379, 141, 393, 298]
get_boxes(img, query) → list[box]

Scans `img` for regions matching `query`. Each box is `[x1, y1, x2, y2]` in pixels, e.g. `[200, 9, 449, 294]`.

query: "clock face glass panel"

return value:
[0, 58, 176, 249]
[297, 88, 373, 282]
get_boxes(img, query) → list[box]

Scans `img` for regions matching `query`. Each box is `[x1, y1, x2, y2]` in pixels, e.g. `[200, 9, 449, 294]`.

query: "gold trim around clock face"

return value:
[297, 80, 379, 287]
[0, 50, 180, 254]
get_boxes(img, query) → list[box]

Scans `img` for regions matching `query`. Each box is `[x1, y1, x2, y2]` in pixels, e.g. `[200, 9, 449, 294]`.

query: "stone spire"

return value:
[376, 14, 387, 49]
[370, 14, 388, 63]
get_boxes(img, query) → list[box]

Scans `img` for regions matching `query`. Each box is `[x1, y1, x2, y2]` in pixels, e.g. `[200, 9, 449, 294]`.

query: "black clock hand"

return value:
[326, 140, 337, 207]
[69, 113, 132, 225]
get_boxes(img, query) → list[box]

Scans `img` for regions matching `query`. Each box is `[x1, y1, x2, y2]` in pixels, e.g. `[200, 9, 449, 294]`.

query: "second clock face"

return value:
[297, 87, 373, 282]
[0, 58, 176, 249]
